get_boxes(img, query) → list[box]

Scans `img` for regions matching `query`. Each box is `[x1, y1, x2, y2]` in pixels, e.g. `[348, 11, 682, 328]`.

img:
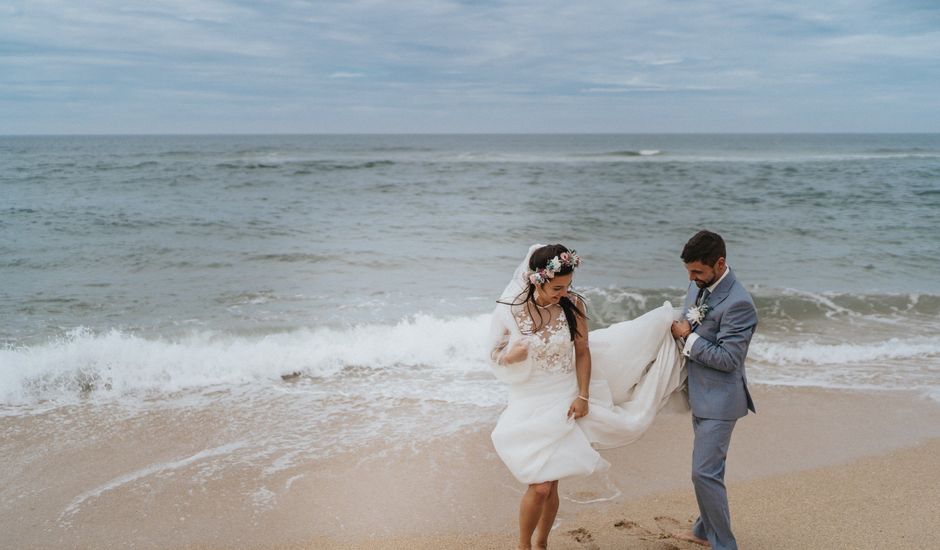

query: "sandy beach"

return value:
[324, 438, 940, 549]
[4, 384, 940, 549]
[305, 385, 940, 550]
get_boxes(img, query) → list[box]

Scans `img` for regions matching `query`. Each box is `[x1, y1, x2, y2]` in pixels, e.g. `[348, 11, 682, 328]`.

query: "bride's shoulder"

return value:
[494, 299, 526, 318]
[508, 301, 530, 319]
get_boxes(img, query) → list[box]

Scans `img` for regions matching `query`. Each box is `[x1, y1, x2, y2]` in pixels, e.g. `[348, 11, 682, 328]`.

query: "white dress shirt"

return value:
[683, 266, 731, 357]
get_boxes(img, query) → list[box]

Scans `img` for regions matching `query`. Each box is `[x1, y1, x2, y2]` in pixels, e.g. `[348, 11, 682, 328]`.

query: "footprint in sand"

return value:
[565, 527, 599, 548]
[614, 518, 685, 546]
[653, 515, 683, 533]
[613, 519, 654, 536]
[566, 527, 593, 542]
[649, 516, 691, 548]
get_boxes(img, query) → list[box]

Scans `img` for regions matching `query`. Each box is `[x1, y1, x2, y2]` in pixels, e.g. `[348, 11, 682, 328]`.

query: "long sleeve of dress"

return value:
[487, 305, 533, 384]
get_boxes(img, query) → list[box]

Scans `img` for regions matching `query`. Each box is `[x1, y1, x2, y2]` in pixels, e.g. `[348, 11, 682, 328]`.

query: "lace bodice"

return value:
[512, 305, 575, 375]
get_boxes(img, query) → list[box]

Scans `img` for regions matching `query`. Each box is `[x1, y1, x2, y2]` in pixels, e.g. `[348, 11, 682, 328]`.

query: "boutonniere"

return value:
[685, 303, 710, 325]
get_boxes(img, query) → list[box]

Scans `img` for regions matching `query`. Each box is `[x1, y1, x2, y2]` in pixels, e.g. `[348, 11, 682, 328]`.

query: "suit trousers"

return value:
[691, 416, 738, 550]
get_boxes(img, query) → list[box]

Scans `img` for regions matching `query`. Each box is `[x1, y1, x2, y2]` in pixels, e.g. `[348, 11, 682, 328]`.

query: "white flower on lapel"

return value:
[685, 304, 710, 325]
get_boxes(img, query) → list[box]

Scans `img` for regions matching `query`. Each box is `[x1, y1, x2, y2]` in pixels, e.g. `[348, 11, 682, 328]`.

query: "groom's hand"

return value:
[671, 320, 693, 339]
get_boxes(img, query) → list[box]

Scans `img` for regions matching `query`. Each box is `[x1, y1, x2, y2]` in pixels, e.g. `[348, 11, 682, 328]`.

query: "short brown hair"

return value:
[681, 230, 726, 266]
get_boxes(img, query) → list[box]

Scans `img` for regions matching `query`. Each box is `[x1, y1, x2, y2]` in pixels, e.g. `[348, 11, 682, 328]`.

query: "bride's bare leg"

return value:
[533, 480, 559, 549]
[518, 481, 553, 549]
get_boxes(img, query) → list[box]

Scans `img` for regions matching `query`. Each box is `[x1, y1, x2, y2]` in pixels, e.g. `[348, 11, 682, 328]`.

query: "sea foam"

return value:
[2, 310, 938, 410]
[0, 314, 492, 407]
[751, 336, 940, 365]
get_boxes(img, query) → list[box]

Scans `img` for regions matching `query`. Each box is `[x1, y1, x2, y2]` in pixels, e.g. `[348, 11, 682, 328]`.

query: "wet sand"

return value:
[322, 438, 940, 549]
[3, 385, 940, 549]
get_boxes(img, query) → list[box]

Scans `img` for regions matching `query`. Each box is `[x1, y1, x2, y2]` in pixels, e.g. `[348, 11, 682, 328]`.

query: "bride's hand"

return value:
[499, 338, 530, 365]
[568, 397, 589, 420]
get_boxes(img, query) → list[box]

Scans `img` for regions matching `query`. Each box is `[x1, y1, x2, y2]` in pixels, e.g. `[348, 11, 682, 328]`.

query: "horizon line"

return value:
[3, 131, 940, 137]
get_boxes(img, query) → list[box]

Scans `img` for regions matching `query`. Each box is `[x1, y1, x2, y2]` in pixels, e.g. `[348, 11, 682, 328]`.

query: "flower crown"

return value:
[527, 251, 582, 285]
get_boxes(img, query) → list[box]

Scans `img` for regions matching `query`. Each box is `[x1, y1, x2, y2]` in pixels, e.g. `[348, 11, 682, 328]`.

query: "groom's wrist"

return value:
[683, 333, 700, 356]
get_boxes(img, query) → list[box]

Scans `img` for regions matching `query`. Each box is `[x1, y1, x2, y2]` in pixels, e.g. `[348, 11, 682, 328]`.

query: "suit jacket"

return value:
[682, 269, 757, 420]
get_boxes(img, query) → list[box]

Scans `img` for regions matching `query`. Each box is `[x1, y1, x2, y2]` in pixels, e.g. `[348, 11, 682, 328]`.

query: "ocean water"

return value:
[2, 134, 940, 467]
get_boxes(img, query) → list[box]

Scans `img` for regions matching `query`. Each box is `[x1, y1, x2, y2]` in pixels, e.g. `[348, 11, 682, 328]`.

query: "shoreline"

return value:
[3, 385, 940, 549]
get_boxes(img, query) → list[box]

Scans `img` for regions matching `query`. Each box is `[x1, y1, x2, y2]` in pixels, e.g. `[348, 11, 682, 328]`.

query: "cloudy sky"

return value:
[2, 0, 939, 133]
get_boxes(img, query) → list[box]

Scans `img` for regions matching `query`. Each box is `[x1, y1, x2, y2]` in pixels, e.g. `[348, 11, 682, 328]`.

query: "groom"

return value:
[670, 230, 758, 550]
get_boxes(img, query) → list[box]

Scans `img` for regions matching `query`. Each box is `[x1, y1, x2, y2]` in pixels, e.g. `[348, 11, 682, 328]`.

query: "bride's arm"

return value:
[569, 297, 591, 418]
[489, 307, 529, 366]
[490, 328, 510, 363]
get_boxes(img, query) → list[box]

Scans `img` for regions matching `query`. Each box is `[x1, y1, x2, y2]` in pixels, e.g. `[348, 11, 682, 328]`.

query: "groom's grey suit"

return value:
[681, 268, 757, 550]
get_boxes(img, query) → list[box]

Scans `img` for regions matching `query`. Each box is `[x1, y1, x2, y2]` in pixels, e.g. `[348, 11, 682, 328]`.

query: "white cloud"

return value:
[1, 0, 938, 132]
[820, 32, 940, 60]
[624, 54, 684, 66]
[581, 84, 719, 94]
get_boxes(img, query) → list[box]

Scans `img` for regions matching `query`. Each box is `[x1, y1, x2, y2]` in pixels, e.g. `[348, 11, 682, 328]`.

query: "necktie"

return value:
[696, 287, 711, 306]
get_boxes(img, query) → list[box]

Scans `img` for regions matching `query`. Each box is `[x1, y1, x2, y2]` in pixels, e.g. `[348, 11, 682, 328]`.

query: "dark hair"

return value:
[681, 230, 726, 266]
[498, 244, 587, 341]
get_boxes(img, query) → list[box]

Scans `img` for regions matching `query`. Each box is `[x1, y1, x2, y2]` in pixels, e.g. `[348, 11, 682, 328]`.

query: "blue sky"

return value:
[2, 0, 939, 133]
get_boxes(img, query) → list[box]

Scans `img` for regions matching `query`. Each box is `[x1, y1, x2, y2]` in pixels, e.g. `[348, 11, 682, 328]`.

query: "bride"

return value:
[489, 243, 687, 550]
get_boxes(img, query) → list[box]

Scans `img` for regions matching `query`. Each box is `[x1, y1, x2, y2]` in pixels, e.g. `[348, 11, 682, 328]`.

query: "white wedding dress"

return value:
[489, 300, 687, 484]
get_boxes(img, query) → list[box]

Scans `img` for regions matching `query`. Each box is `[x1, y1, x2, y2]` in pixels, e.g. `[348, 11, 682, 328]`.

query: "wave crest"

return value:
[0, 315, 491, 407]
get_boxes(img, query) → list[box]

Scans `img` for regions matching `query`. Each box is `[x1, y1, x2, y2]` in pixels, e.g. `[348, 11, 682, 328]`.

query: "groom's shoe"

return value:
[674, 530, 711, 547]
